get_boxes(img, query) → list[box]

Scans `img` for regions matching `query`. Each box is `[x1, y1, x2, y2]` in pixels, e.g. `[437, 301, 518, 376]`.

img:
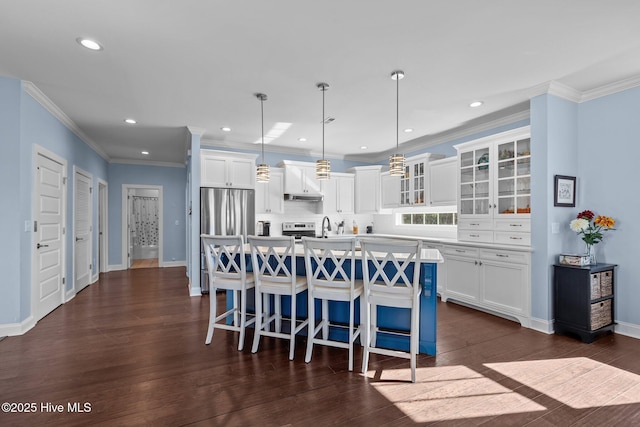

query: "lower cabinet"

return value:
[553, 264, 616, 343]
[440, 244, 531, 326]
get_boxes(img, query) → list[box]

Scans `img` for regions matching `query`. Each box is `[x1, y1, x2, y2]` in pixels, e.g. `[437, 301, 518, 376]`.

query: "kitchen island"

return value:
[226, 241, 443, 355]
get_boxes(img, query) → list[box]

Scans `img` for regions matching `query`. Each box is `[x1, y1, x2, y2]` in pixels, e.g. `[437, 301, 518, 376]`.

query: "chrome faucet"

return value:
[321, 216, 332, 238]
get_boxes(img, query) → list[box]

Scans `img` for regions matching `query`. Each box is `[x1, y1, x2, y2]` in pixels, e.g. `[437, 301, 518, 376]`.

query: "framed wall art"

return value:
[554, 175, 576, 207]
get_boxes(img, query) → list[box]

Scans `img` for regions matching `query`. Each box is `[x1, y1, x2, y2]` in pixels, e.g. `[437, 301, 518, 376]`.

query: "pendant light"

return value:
[316, 82, 330, 180]
[255, 93, 270, 183]
[389, 70, 405, 176]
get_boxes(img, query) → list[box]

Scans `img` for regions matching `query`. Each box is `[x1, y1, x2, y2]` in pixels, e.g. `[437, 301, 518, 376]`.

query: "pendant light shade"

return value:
[389, 70, 405, 176]
[316, 82, 330, 180]
[255, 93, 270, 183]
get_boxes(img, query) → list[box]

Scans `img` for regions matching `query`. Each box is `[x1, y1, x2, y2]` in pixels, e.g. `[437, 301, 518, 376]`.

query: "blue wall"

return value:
[107, 163, 187, 266]
[578, 86, 640, 326]
[0, 78, 23, 323]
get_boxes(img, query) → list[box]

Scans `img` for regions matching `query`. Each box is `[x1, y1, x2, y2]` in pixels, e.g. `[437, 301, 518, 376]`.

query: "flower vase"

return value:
[586, 243, 597, 265]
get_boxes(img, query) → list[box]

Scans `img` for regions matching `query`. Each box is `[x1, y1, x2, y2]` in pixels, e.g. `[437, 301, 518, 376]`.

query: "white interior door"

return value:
[98, 180, 108, 273]
[127, 189, 134, 268]
[74, 170, 92, 291]
[34, 151, 65, 320]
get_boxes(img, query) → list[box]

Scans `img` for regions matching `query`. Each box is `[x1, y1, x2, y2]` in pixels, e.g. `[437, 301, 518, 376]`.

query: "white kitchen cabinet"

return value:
[201, 150, 257, 189]
[321, 173, 354, 214]
[381, 171, 400, 209]
[440, 244, 531, 326]
[349, 165, 382, 214]
[454, 127, 531, 245]
[255, 168, 284, 214]
[278, 160, 321, 195]
[399, 153, 443, 207]
[428, 156, 457, 206]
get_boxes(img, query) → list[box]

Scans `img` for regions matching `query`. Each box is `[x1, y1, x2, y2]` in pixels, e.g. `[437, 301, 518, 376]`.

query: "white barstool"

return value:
[248, 236, 309, 360]
[201, 234, 255, 351]
[360, 238, 422, 383]
[302, 237, 363, 371]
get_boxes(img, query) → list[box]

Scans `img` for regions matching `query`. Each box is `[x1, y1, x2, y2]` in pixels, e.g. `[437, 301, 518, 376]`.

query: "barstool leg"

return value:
[205, 287, 216, 345]
[305, 294, 315, 363]
[251, 289, 262, 354]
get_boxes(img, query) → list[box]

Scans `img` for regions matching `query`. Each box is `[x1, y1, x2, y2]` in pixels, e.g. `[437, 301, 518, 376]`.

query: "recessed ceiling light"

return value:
[141, 151, 149, 155]
[360, 146, 368, 150]
[221, 127, 231, 132]
[76, 37, 103, 51]
[298, 137, 307, 142]
[403, 128, 414, 133]
[124, 118, 136, 124]
[469, 101, 484, 108]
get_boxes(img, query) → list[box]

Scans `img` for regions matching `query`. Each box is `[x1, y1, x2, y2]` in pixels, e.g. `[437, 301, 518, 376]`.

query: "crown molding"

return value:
[200, 138, 350, 161]
[109, 158, 186, 168]
[580, 74, 640, 102]
[186, 126, 206, 137]
[22, 81, 110, 161]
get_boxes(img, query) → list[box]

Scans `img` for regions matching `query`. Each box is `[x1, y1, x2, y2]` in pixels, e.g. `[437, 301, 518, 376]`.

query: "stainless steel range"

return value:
[282, 222, 317, 241]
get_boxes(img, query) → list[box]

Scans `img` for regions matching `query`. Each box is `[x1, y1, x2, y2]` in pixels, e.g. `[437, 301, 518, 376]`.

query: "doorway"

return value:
[32, 146, 67, 321]
[74, 167, 92, 292]
[98, 179, 108, 273]
[121, 185, 163, 269]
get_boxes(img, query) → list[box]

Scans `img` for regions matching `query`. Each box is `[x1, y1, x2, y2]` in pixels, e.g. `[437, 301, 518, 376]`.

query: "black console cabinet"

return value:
[553, 263, 616, 343]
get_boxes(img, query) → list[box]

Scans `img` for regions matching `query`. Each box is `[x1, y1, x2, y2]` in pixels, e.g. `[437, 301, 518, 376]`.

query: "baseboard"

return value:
[162, 260, 186, 268]
[614, 321, 640, 340]
[65, 287, 76, 303]
[0, 316, 36, 337]
[108, 264, 126, 271]
[91, 273, 99, 284]
[529, 317, 554, 334]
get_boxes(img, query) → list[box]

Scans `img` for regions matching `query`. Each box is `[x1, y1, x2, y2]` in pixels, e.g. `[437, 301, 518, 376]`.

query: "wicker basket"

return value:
[600, 270, 613, 297]
[590, 299, 612, 331]
[590, 273, 601, 300]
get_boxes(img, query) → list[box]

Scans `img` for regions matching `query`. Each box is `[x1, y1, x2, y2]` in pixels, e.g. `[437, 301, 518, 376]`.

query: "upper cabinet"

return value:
[321, 173, 355, 214]
[454, 127, 531, 246]
[399, 153, 444, 207]
[428, 157, 457, 206]
[255, 168, 284, 214]
[349, 166, 382, 214]
[381, 171, 400, 209]
[201, 150, 257, 189]
[278, 160, 321, 195]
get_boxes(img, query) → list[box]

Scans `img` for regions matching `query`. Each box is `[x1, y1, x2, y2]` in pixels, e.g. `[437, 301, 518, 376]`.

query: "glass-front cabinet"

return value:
[459, 146, 491, 216]
[455, 127, 531, 246]
[496, 138, 531, 216]
[399, 153, 441, 207]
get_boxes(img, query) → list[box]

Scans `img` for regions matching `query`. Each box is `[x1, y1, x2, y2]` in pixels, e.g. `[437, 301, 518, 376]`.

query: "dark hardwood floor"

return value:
[2, 267, 640, 426]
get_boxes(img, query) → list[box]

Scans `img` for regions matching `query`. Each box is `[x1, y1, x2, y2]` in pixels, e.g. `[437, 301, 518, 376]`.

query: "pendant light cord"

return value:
[322, 86, 325, 160]
[260, 96, 265, 163]
[396, 73, 399, 151]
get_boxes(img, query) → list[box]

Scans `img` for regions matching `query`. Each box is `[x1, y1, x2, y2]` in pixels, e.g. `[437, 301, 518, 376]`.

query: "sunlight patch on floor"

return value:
[485, 357, 640, 409]
[367, 365, 546, 423]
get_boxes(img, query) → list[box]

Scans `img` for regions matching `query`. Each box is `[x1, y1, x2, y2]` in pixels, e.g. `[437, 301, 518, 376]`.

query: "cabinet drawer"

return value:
[480, 249, 529, 264]
[442, 246, 479, 258]
[458, 230, 493, 244]
[591, 299, 612, 330]
[494, 231, 530, 246]
[458, 218, 493, 230]
[494, 219, 531, 232]
[590, 273, 601, 299]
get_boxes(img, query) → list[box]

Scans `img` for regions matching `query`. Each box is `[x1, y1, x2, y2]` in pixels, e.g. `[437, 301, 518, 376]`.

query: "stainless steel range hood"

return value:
[284, 193, 324, 202]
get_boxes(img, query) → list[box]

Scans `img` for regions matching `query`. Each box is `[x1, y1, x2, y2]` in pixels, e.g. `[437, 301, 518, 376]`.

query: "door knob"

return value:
[36, 243, 49, 249]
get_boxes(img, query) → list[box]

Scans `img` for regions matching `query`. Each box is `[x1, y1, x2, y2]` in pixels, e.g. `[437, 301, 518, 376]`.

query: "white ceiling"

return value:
[2, 0, 640, 165]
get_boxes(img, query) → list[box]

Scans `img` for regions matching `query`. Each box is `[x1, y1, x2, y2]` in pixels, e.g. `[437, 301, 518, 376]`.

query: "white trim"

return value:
[614, 321, 640, 340]
[163, 260, 187, 268]
[23, 82, 110, 161]
[109, 158, 186, 168]
[73, 166, 93, 294]
[97, 179, 108, 274]
[580, 74, 640, 102]
[31, 145, 68, 325]
[65, 288, 76, 303]
[0, 316, 36, 337]
[529, 317, 554, 334]
[121, 184, 164, 268]
[190, 283, 202, 297]
[108, 264, 126, 272]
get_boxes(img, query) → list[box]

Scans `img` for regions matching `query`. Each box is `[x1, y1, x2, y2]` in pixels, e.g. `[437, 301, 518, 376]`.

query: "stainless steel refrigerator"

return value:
[200, 187, 255, 293]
